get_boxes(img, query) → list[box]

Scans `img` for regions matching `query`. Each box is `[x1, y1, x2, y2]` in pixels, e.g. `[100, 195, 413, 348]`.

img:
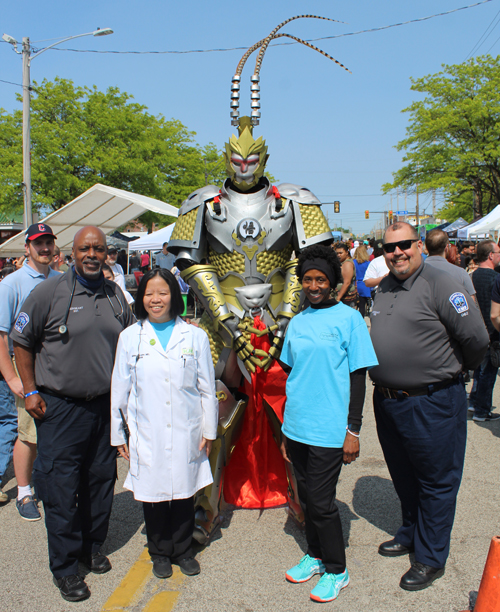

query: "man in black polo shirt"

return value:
[11, 226, 134, 602]
[469, 240, 500, 421]
[370, 222, 488, 592]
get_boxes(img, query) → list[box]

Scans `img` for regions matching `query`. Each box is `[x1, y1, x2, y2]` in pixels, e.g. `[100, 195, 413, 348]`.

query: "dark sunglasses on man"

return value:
[382, 239, 419, 254]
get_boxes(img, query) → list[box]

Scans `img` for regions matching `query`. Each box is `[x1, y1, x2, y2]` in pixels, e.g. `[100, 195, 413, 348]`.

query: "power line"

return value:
[16, 1, 490, 56]
[0, 78, 23, 88]
[486, 31, 500, 52]
[465, 6, 500, 58]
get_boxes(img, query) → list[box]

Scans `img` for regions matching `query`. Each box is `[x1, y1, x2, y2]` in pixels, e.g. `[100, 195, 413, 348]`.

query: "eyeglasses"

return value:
[382, 239, 418, 254]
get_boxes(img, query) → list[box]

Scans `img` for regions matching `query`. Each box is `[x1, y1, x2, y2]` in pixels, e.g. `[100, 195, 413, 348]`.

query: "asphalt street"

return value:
[1, 377, 499, 612]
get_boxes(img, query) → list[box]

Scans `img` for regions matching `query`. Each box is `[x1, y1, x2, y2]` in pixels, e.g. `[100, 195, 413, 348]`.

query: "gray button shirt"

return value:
[11, 268, 135, 398]
[424, 255, 476, 296]
[369, 262, 488, 389]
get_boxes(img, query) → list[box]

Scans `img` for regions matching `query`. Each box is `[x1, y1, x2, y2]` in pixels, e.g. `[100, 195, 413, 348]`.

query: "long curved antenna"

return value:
[254, 15, 346, 78]
[230, 15, 349, 126]
[235, 33, 351, 77]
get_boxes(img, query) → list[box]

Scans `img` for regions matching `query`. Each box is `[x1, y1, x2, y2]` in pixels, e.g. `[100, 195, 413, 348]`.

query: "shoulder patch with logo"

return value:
[449, 292, 469, 314]
[14, 312, 30, 333]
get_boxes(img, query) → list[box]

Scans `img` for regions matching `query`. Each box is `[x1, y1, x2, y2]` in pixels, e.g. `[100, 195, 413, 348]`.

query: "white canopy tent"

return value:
[127, 223, 176, 252]
[457, 205, 500, 239]
[0, 184, 179, 256]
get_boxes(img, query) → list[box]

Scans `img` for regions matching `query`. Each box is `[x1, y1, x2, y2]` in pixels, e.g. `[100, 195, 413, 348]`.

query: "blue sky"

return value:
[1, 0, 498, 234]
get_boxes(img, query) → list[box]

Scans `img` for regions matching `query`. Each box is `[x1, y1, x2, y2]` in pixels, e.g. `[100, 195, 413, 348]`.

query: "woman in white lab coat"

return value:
[111, 269, 218, 579]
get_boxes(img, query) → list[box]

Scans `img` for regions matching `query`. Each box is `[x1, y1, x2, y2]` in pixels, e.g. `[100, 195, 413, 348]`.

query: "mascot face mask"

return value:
[224, 117, 269, 191]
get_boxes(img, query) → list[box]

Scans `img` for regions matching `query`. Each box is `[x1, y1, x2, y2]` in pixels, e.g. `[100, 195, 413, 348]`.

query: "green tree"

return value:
[0, 78, 212, 225]
[383, 56, 500, 221]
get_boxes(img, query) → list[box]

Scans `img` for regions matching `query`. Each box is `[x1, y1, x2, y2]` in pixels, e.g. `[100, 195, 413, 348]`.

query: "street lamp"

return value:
[2, 28, 113, 228]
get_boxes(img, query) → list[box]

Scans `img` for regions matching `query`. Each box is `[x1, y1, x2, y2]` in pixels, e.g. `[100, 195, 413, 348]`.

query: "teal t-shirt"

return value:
[280, 303, 378, 448]
[150, 318, 175, 350]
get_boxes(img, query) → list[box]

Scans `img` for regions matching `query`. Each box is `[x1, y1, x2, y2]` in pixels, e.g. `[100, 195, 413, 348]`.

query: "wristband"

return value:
[24, 390, 39, 398]
[346, 426, 360, 438]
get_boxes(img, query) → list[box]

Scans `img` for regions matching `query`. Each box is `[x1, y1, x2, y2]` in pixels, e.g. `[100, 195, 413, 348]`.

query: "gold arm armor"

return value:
[181, 264, 235, 347]
[298, 203, 331, 239]
[277, 259, 303, 320]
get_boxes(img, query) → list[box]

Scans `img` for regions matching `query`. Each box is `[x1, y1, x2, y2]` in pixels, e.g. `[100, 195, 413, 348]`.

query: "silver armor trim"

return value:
[178, 185, 220, 215]
[277, 183, 321, 205]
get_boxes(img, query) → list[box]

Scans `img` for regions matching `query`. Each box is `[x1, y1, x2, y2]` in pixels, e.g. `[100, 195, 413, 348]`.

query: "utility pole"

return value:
[414, 163, 419, 230]
[3, 28, 113, 229]
[22, 37, 32, 228]
[416, 181, 420, 230]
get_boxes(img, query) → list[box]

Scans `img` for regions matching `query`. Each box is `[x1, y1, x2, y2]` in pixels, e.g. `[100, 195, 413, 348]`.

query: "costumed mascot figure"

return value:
[169, 15, 350, 544]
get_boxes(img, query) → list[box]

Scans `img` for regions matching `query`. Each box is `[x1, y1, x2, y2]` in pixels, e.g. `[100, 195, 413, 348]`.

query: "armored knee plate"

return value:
[262, 399, 304, 526]
[193, 381, 247, 544]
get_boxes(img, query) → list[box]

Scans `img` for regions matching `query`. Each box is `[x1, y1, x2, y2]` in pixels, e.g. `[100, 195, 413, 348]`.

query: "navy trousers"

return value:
[373, 379, 467, 569]
[33, 392, 116, 579]
[469, 347, 498, 417]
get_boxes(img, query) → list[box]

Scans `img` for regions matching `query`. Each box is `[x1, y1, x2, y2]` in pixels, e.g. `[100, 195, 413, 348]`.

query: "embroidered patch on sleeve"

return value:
[449, 292, 469, 314]
[14, 312, 30, 333]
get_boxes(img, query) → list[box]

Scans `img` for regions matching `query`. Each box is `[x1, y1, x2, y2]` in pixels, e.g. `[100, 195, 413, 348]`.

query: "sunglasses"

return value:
[382, 239, 418, 253]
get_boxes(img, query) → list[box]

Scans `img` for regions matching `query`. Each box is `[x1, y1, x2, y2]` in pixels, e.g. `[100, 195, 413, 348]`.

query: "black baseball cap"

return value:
[25, 223, 57, 243]
[107, 245, 118, 254]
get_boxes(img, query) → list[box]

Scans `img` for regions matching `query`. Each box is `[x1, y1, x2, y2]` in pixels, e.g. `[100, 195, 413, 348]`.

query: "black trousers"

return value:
[373, 379, 467, 568]
[143, 497, 194, 561]
[358, 296, 369, 318]
[286, 439, 345, 574]
[34, 392, 116, 579]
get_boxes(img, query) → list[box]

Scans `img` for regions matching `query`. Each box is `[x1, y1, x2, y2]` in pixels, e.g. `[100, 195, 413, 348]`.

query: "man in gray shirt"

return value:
[424, 229, 476, 302]
[369, 222, 488, 592]
[11, 226, 134, 603]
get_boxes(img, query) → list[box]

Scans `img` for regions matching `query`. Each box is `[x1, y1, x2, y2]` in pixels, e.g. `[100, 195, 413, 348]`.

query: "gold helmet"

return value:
[225, 16, 351, 190]
[224, 116, 269, 191]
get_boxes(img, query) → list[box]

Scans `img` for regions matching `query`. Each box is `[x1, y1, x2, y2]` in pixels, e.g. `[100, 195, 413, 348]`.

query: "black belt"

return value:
[374, 376, 460, 400]
[39, 387, 109, 403]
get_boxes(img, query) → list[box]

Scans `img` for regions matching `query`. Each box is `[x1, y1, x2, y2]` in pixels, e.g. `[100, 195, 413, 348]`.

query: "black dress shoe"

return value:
[378, 539, 414, 557]
[53, 574, 90, 602]
[177, 557, 200, 576]
[152, 556, 173, 579]
[81, 552, 112, 574]
[400, 562, 445, 591]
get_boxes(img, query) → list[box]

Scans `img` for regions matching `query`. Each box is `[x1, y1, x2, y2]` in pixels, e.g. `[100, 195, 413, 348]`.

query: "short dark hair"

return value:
[296, 244, 342, 287]
[162, 242, 168, 248]
[476, 240, 497, 263]
[134, 269, 184, 320]
[425, 229, 449, 256]
[102, 263, 113, 274]
[333, 242, 349, 253]
[384, 222, 419, 241]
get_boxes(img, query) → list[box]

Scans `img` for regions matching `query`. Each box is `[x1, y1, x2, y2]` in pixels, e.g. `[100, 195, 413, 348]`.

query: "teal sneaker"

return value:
[310, 569, 350, 602]
[286, 554, 326, 583]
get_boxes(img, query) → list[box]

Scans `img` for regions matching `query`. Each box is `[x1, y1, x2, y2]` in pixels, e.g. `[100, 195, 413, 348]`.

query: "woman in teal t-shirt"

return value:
[280, 244, 378, 604]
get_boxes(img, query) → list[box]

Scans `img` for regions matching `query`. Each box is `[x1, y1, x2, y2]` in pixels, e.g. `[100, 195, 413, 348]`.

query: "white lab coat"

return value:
[110, 317, 218, 503]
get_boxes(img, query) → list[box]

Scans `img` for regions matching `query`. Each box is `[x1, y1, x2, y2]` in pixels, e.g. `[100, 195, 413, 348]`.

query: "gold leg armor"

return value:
[193, 381, 247, 544]
[262, 399, 305, 527]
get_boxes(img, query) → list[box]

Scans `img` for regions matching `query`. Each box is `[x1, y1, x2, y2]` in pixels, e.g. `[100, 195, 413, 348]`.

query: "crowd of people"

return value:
[0, 221, 497, 604]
